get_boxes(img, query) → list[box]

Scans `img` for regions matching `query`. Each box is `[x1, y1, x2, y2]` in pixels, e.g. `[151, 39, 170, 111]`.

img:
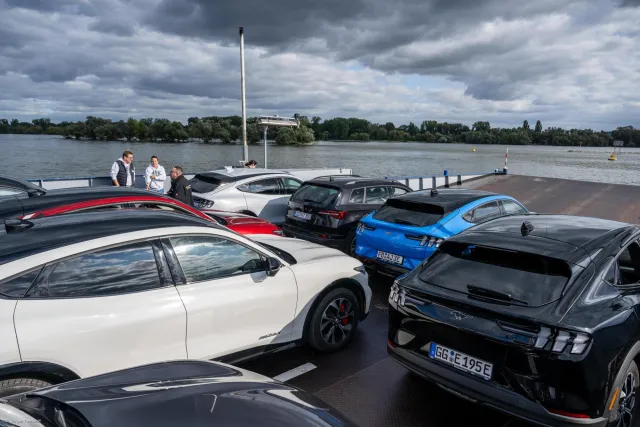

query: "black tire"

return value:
[607, 360, 639, 427]
[343, 229, 357, 257]
[0, 378, 51, 398]
[307, 288, 360, 353]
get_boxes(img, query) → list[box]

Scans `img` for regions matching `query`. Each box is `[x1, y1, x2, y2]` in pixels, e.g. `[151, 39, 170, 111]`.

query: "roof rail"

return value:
[314, 174, 362, 181]
[2, 219, 35, 235]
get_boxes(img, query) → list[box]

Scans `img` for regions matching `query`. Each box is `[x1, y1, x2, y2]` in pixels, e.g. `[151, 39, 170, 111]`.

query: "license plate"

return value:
[376, 250, 403, 264]
[294, 211, 312, 220]
[428, 342, 493, 380]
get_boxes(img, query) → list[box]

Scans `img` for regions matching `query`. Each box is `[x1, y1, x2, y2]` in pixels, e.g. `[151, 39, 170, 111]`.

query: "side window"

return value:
[281, 178, 302, 195]
[608, 241, 640, 286]
[239, 178, 281, 195]
[464, 201, 501, 224]
[0, 267, 42, 298]
[365, 186, 390, 204]
[349, 188, 365, 203]
[170, 236, 265, 283]
[501, 200, 527, 215]
[389, 187, 408, 197]
[47, 241, 163, 297]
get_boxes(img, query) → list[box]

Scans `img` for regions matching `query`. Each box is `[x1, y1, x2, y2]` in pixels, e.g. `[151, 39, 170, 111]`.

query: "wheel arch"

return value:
[0, 361, 80, 385]
[300, 278, 366, 343]
[601, 341, 640, 418]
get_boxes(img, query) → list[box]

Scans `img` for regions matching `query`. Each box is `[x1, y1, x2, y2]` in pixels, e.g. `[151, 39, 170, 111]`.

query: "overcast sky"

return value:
[1, 0, 639, 129]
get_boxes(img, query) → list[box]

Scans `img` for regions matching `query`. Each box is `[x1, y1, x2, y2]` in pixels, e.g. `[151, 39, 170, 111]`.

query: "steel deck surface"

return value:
[239, 174, 630, 427]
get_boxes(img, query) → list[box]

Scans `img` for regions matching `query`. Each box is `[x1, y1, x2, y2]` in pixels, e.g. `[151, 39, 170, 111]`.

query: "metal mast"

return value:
[239, 27, 248, 162]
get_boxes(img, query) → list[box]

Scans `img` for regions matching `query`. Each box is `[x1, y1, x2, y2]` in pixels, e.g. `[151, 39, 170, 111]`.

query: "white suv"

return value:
[0, 210, 371, 397]
[190, 168, 304, 224]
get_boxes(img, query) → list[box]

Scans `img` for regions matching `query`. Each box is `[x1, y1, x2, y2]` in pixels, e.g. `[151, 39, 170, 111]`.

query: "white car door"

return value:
[13, 239, 187, 378]
[166, 233, 298, 360]
[238, 177, 291, 224]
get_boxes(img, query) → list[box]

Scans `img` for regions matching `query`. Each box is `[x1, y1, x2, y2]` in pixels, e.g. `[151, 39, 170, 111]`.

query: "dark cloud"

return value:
[89, 18, 136, 37]
[616, 0, 640, 6]
[4, 0, 96, 14]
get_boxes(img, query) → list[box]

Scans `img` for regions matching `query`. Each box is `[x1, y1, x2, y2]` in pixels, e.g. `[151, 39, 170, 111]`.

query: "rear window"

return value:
[291, 184, 340, 208]
[417, 241, 573, 307]
[190, 174, 227, 194]
[373, 198, 443, 227]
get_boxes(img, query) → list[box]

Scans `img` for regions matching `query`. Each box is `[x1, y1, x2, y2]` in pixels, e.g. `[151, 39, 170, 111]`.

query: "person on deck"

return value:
[244, 160, 257, 168]
[144, 155, 167, 193]
[168, 166, 193, 205]
[110, 151, 135, 187]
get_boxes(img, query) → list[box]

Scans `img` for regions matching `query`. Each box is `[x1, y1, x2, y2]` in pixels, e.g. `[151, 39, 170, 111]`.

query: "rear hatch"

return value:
[286, 183, 344, 235]
[358, 198, 446, 267]
[190, 173, 236, 195]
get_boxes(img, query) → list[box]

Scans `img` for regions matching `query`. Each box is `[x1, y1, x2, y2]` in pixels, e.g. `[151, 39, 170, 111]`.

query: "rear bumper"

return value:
[387, 345, 607, 427]
[282, 224, 346, 250]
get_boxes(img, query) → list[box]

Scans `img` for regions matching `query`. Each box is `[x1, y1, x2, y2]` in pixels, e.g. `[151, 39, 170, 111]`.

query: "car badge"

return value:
[450, 310, 471, 321]
[385, 232, 392, 236]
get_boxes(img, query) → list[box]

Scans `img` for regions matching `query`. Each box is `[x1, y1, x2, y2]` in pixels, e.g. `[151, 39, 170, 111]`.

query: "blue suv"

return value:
[355, 188, 528, 276]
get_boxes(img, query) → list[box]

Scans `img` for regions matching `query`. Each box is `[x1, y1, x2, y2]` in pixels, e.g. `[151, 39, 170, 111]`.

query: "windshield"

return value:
[373, 199, 443, 227]
[255, 242, 297, 265]
[291, 184, 340, 208]
[417, 241, 573, 307]
[189, 174, 227, 194]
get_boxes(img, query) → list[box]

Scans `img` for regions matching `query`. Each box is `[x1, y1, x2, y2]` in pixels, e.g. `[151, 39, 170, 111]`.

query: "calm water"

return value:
[2, 134, 637, 185]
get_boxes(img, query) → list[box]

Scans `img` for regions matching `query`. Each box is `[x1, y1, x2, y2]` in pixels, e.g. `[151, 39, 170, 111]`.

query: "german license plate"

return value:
[428, 342, 493, 380]
[376, 250, 403, 265]
[294, 211, 312, 220]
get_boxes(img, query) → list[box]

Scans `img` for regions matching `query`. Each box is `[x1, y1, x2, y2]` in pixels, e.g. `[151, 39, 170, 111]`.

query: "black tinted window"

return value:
[47, 242, 162, 297]
[281, 178, 302, 195]
[170, 236, 264, 283]
[389, 187, 408, 197]
[0, 267, 42, 298]
[349, 188, 365, 203]
[241, 179, 281, 195]
[291, 184, 340, 208]
[464, 201, 501, 223]
[365, 186, 389, 204]
[373, 199, 443, 227]
[501, 200, 527, 215]
[612, 242, 640, 285]
[190, 174, 225, 194]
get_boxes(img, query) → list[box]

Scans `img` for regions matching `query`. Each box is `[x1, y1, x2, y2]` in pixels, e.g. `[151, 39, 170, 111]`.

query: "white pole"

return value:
[239, 27, 248, 163]
[263, 126, 268, 168]
[504, 148, 509, 172]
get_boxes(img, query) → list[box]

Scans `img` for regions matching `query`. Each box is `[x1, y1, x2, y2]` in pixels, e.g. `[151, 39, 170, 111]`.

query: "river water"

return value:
[2, 134, 637, 185]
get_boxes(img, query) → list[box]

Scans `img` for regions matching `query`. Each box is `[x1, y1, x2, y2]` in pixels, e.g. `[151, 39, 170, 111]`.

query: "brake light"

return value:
[405, 234, 444, 247]
[319, 210, 346, 220]
[547, 409, 590, 419]
[534, 326, 591, 354]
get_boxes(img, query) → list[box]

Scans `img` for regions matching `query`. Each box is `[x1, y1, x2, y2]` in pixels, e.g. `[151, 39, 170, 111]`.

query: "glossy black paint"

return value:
[5, 360, 355, 427]
[0, 186, 159, 220]
[0, 210, 221, 266]
[394, 188, 496, 215]
[0, 175, 46, 195]
[388, 214, 640, 425]
[284, 178, 412, 252]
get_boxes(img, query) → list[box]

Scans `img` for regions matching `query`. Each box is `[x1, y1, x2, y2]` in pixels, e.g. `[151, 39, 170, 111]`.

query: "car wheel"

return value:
[608, 360, 639, 427]
[343, 229, 357, 257]
[0, 378, 52, 398]
[308, 288, 360, 353]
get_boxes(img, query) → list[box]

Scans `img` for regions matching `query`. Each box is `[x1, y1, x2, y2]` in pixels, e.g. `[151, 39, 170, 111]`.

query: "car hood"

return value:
[251, 235, 347, 264]
[7, 361, 354, 427]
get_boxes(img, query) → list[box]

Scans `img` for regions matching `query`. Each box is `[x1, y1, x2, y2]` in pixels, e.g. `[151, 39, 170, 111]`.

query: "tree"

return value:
[535, 120, 543, 133]
[247, 124, 261, 144]
[522, 120, 530, 131]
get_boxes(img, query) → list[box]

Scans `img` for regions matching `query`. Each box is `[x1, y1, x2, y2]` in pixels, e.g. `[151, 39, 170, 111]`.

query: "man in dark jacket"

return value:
[168, 166, 193, 206]
[110, 151, 135, 187]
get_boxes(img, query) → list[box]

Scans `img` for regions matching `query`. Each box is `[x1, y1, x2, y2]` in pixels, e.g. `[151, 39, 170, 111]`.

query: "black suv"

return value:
[388, 214, 640, 427]
[283, 177, 412, 255]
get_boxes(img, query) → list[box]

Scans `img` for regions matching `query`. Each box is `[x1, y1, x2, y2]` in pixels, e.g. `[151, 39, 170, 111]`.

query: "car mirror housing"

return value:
[267, 257, 282, 276]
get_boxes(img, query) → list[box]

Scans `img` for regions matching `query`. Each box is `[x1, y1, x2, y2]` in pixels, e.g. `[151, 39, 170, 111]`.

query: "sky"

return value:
[1, 0, 639, 130]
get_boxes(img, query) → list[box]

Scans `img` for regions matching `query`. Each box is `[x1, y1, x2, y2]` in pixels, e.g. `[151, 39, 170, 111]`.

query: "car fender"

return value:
[0, 361, 80, 385]
[603, 341, 640, 418]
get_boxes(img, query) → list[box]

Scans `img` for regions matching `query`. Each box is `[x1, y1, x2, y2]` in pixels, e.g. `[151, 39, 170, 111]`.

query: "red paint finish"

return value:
[201, 210, 283, 236]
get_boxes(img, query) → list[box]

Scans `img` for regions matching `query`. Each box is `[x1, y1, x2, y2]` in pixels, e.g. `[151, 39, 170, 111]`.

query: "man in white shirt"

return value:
[111, 151, 135, 187]
[144, 155, 167, 193]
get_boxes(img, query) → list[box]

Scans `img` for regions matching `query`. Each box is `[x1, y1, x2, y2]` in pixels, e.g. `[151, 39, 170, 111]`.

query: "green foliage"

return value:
[275, 125, 315, 145]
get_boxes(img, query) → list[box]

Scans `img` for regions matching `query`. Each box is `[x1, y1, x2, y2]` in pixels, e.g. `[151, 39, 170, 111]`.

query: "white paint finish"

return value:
[175, 268, 298, 360]
[272, 363, 317, 382]
[14, 287, 187, 377]
[0, 300, 20, 366]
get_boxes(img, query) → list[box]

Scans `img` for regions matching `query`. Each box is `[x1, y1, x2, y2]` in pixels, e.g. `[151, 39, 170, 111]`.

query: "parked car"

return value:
[387, 214, 640, 427]
[0, 210, 370, 396]
[355, 188, 528, 276]
[190, 168, 304, 224]
[1, 360, 355, 427]
[201, 209, 284, 236]
[0, 175, 46, 197]
[283, 176, 412, 256]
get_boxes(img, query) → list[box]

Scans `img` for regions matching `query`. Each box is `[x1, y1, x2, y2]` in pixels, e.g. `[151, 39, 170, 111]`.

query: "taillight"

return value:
[319, 210, 346, 220]
[535, 326, 591, 355]
[547, 409, 590, 419]
[405, 234, 444, 247]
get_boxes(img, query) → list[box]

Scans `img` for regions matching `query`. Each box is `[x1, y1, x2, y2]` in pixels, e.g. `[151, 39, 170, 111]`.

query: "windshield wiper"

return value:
[467, 285, 528, 306]
[393, 218, 418, 226]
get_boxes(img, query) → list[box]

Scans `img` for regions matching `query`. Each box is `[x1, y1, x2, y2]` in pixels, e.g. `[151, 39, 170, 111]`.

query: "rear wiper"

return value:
[467, 285, 529, 306]
[393, 218, 418, 226]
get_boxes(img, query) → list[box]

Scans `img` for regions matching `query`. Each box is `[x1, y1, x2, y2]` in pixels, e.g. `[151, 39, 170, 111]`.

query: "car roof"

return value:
[390, 188, 497, 214]
[0, 210, 222, 265]
[457, 214, 634, 248]
[0, 175, 46, 193]
[192, 168, 290, 183]
[304, 176, 409, 189]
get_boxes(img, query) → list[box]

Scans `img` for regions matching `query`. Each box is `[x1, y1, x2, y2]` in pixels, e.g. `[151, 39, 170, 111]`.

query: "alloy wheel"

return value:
[350, 237, 356, 256]
[618, 372, 637, 427]
[320, 298, 354, 345]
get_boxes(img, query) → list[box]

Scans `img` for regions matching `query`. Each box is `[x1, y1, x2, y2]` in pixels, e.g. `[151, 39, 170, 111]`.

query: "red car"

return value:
[19, 195, 283, 236]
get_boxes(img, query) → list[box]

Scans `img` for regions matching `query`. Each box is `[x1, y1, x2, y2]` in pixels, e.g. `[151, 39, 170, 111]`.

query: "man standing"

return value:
[168, 166, 193, 205]
[144, 155, 167, 193]
[111, 151, 135, 187]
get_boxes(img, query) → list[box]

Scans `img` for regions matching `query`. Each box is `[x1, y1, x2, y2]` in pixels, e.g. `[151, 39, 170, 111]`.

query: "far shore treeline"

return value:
[0, 115, 638, 147]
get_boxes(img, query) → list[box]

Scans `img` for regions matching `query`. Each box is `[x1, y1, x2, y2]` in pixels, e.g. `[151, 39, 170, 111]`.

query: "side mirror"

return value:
[266, 257, 282, 277]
